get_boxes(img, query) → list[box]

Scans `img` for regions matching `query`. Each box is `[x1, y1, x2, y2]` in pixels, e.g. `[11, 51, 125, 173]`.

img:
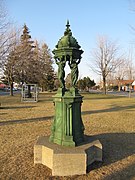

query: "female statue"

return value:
[55, 56, 66, 88]
[68, 58, 81, 87]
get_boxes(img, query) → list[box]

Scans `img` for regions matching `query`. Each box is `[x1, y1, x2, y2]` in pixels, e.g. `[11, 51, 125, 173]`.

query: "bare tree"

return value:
[0, 1, 10, 67]
[0, 0, 18, 74]
[4, 28, 20, 96]
[90, 36, 123, 94]
[126, 48, 135, 97]
[113, 59, 128, 91]
[125, 48, 135, 80]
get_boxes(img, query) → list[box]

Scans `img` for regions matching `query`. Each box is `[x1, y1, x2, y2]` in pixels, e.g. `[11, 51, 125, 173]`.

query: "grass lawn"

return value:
[0, 92, 135, 180]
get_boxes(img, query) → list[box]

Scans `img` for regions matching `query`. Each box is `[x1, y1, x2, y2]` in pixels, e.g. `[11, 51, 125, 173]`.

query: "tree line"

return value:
[2, 24, 54, 96]
[90, 36, 135, 94]
[65, 74, 96, 91]
[1, 1, 135, 95]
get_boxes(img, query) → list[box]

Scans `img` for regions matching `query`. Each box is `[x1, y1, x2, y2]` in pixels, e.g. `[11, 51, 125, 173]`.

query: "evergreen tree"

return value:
[15, 24, 35, 84]
[29, 40, 40, 83]
[83, 77, 96, 90]
[77, 79, 86, 91]
[77, 77, 96, 91]
[39, 43, 54, 91]
[4, 24, 55, 92]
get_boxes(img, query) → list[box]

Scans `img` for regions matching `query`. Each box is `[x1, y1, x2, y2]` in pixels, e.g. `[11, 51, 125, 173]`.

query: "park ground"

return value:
[0, 92, 135, 180]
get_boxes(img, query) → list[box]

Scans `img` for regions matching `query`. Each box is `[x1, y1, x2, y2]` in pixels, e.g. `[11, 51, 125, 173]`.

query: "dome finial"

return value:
[66, 20, 70, 29]
[55, 21, 81, 49]
[64, 20, 71, 36]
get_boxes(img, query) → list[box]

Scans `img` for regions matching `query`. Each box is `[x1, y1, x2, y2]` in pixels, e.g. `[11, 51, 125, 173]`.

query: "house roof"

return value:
[108, 80, 134, 86]
[118, 80, 134, 85]
[0, 83, 7, 88]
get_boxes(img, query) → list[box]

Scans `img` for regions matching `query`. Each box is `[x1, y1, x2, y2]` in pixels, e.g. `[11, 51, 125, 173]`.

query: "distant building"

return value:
[119, 80, 135, 91]
[99, 79, 135, 91]
[0, 83, 7, 89]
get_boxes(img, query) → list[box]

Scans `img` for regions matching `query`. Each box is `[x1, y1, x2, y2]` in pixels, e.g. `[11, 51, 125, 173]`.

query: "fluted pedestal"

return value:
[49, 88, 84, 146]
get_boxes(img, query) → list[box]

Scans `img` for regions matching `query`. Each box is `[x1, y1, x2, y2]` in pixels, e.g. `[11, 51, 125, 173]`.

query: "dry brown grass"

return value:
[0, 92, 135, 180]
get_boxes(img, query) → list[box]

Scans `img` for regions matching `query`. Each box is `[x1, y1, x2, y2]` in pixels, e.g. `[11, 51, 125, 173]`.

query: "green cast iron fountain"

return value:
[49, 20, 84, 146]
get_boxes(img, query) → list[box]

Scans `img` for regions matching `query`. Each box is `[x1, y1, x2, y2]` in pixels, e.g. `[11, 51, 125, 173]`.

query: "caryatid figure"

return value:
[68, 58, 81, 87]
[55, 56, 66, 89]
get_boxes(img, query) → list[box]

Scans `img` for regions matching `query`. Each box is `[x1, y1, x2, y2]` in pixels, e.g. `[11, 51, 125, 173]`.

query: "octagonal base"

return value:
[34, 136, 102, 176]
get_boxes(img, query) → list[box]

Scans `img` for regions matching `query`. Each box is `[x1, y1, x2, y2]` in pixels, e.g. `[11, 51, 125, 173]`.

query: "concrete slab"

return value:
[34, 136, 102, 176]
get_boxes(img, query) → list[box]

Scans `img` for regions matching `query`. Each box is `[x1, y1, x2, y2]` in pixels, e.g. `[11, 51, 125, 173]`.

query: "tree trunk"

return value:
[118, 85, 121, 91]
[103, 76, 107, 94]
[128, 84, 132, 98]
[10, 82, 14, 96]
[118, 81, 121, 91]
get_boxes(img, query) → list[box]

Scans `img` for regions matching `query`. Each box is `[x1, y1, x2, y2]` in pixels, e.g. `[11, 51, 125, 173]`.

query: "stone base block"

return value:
[34, 136, 102, 176]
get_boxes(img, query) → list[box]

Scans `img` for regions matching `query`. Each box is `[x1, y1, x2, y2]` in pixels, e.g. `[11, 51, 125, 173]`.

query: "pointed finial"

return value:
[64, 20, 71, 36]
[66, 20, 70, 29]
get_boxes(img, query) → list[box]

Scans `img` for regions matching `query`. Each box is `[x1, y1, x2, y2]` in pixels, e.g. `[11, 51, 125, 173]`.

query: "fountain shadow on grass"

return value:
[87, 133, 135, 179]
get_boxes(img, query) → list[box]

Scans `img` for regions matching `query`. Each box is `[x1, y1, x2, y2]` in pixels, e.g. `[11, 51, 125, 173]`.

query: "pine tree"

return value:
[4, 24, 55, 92]
[77, 77, 96, 91]
[28, 40, 40, 83]
[39, 43, 54, 91]
[15, 24, 35, 84]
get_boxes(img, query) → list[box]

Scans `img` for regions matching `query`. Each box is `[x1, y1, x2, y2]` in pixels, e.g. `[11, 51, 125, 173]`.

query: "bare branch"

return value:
[89, 35, 123, 94]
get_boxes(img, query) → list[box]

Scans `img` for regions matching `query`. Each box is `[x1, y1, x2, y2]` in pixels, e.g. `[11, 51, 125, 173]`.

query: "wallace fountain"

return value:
[34, 21, 102, 176]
